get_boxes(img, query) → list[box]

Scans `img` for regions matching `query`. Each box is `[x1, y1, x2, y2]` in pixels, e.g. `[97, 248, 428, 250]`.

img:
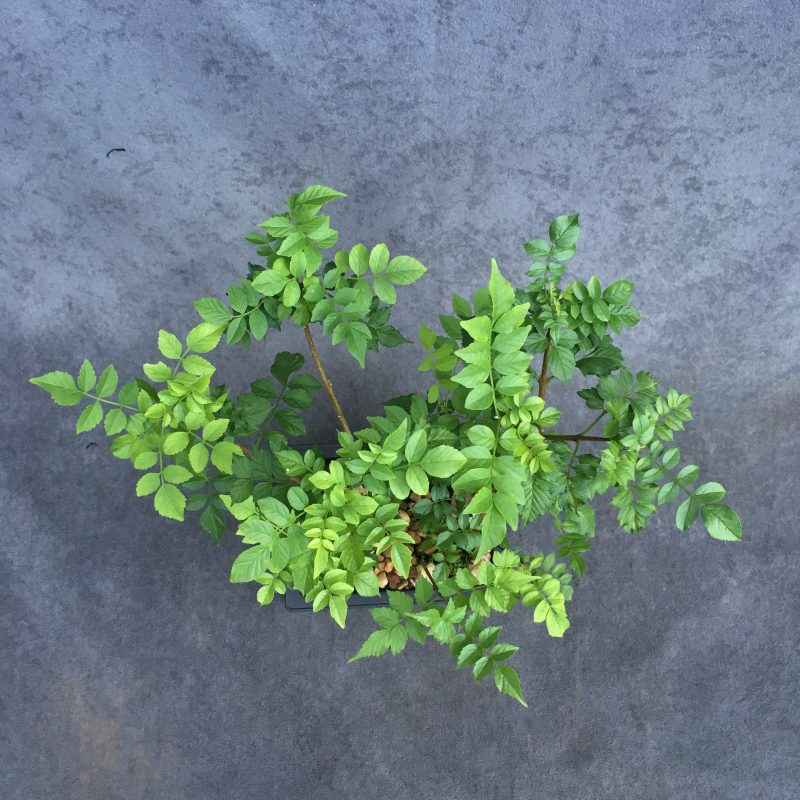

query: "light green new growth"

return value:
[31, 185, 741, 706]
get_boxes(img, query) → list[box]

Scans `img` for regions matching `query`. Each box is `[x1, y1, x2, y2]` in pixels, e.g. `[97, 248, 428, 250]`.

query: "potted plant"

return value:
[30, 185, 741, 706]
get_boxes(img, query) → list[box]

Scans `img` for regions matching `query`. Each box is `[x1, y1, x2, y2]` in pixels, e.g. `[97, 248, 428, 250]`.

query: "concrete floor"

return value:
[2, 1, 799, 797]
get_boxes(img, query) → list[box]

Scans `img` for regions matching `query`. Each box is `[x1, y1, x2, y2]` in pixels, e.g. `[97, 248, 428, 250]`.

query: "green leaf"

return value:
[419, 324, 436, 349]
[252, 269, 288, 297]
[295, 184, 346, 208]
[230, 545, 269, 583]
[405, 429, 428, 463]
[200, 504, 227, 542]
[349, 243, 369, 276]
[186, 323, 224, 353]
[386, 255, 426, 285]
[406, 464, 429, 495]
[389, 624, 408, 654]
[329, 595, 348, 628]
[349, 494, 378, 517]
[226, 316, 246, 345]
[388, 592, 413, 613]
[592, 299, 610, 322]
[467, 425, 495, 449]
[701, 504, 742, 541]
[493, 665, 528, 706]
[370, 243, 390, 273]
[185, 354, 215, 379]
[373, 276, 396, 304]
[345, 329, 369, 369]
[465, 384, 494, 410]
[163, 432, 189, 455]
[104, 408, 127, 435]
[135, 473, 160, 497]
[75, 401, 103, 433]
[30, 371, 83, 406]
[354, 570, 379, 597]
[473, 656, 493, 681]
[523, 238, 550, 259]
[162, 465, 193, 484]
[453, 363, 490, 388]
[157, 330, 182, 359]
[676, 464, 699, 486]
[277, 231, 305, 256]
[194, 297, 233, 326]
[260, 214, 296, 237]
[256, 584, 276, 605]
[603, 279, 633, 304]
[248, 308, 268, 341]
[189, 443, 209, 472]
[77, 360, 96, 392]
[202, 418, 229, 442]
[133, 451, 158, 470]
[271, 351, 304, 383]
[549, 214, 580, 248]
[477, 506, 507, 560]
[420, 445, 466, 478]
[453, 467, 492, 493]
[287, 486, 309, 511]
[657, 481, 679, 505]
[212, 441, 240, 473]
[545, 612, 570, 637]
[391, 543, 412, 578]
[675, 496, 700, 531]
[547, 343, 576, 383]
[143, 362, 172, 382]
[456, 643, 480, 668]
[349, 629, 391, 662]
[488, 259, 515, 316]
[283, 279, 301, 307]
[662, 447, 681, 469]
[415, 577, 433, 605]
[383, 419, 408, 452]
[452, 293, 472, 317]
[309, 471, 335, 490]
[153, 484, 186, 521]
[464, 486, 493, 514]
[490, 643, 519, 662]
[693, 482, 726, 504]
[461, 316, 492, 342]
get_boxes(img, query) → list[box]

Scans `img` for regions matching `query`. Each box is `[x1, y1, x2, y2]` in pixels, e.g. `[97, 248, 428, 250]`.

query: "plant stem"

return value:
[555, 412, 609, 446]
[419, 561, 441, 595]
[85, 394, 137, 412]
[250, 381, 289, 452]
[303, 324, 351, 434]
[564, 412, 607, 485]
[537, 333, 552, 399]
[543, 433, 610, 442]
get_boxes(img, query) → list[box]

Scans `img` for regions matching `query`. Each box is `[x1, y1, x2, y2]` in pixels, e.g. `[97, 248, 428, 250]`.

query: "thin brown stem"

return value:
[537, 332, 552, 399]
[419, 561, 440, 595]
[564, 412, 607, 492]
[543, 433, 610, 442]
[303, 324, 351, 434]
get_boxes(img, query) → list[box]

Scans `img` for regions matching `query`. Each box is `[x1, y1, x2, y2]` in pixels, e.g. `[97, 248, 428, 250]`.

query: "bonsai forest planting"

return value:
[31, 185, 741, 706]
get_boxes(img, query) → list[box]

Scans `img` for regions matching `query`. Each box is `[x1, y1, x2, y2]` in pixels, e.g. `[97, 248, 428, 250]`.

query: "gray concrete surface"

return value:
[2, 1, 799, 798]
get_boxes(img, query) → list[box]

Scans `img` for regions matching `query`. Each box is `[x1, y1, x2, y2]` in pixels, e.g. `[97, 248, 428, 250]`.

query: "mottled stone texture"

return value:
[2, 1, 799, 797]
